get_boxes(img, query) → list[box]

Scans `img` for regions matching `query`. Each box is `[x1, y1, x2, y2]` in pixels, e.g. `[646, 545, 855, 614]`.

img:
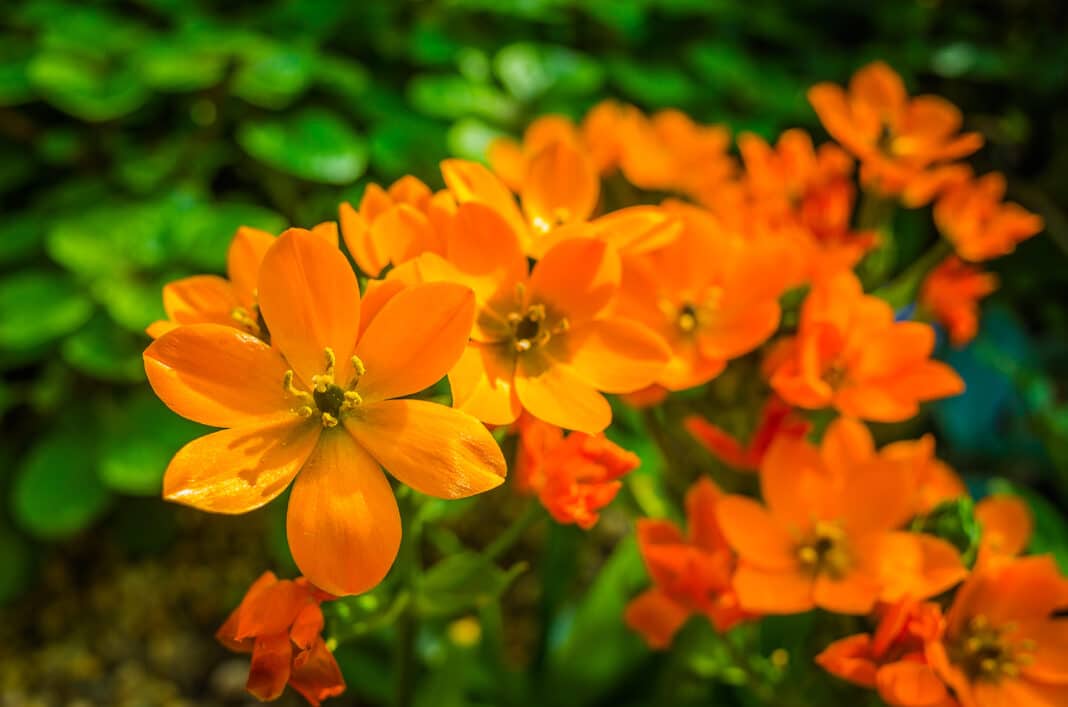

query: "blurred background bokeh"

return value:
[2, 1, 1067, 705]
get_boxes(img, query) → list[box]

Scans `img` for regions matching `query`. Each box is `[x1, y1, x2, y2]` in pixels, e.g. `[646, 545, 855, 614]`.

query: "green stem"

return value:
[393, 491, 421, 707]
[873, 240, 951, 309]
[485, 501, 543, 561]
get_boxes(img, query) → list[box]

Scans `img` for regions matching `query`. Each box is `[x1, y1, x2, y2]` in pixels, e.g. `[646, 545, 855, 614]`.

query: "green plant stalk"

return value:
[873, 240, 951, 309]
[485, 501, 543, 561]
[393, 490, 421, 707]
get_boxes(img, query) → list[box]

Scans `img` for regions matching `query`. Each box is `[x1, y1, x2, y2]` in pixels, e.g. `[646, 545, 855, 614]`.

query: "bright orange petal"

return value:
[813, 571, 881, 615]
[444, 202, 528, 302]
[733, 564, 814, 614]
[258, 229, 362, 387]
[161, 275, 243, 327]
[227, 226, 276, 303]
[564, 319, 670, 393]
[246, 634, 292, 701]
[528, 237, 620, 325]
[716, 496, 797, 569]
[345, 399, 505, 499]
[976, 494, 1033, 557]
[440, 159, 529, 249]
[144, 324, 292, 428]
[624, 589, 690, 650]
[514, 353, 611, 434]
[875, 661, 950, 707]
[340, 201, 389, 277]
[448, 343, 521, 426]
[354, 282, 475, 403]
[286, 431, 401, 596]
[820, 417, 875, 478]
[521, 141, 599, 232]
[815, 634, 877, 688]
[164, 418, 320, 513]
[371, 203, 437, 265]
[290, 639, 347, 706]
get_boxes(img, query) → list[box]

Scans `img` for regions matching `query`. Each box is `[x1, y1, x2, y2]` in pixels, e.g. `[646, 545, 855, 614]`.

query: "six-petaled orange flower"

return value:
[768, 271, 965, 421]
[144, 229, 505, 595]
[927, 555, 1068, 707]
[146, 222, 338, 339]
[920, 256, 998, 347]
[808, 61, 983, 202]
[625, 477, 749, 648]
[514, 413, 639, 529]
[716, 418, 966, 615]
[934, 172, 1044, 262]
[391, 202, 670, 433]
[216, 571, 344, 706]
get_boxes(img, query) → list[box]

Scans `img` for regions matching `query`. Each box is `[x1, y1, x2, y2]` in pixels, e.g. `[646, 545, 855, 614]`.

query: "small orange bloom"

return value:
[934, 172, 1044, 262]
[487, 114, 584, 191]
[514, 414, 639, 529]
[145, 230, 505, 595]
[616, 202, 799, 391]
[817, 598, 956, 707]
[927, 555, 1068, 707]
[391, 202, 670, 433]
[146, 223, 338, 339]
[975, 495, 1033, 559]
[768, 271, 965, 422]
[920, 256, 998, 347]
[717, 418, 966, 615]
[684, 395, 810, 472]
[216, 572, 344, 706]
[338, 175, 454, 277]
[808, 61, 983, 202]
[625, 477, 749, 648]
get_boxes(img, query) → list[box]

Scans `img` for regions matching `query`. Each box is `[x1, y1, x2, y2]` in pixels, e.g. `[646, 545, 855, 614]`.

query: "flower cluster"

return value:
[145, 61, 1056, 706]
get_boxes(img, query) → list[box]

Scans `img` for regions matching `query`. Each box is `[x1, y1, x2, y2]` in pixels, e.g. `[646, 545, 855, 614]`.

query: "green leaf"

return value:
[98, 394, 205, 495]
[173, 201, 286, 270]
[0, 43, 34, 106]
[313, 54, 370, 103]
[238, 108, 369, 185]
[136, 39, 227, 92]
[407, 75, 520, 124]
[27, 50, 149, 121]
[0, 271, 93, 351]
[48, 201, 175, 277]
[12, 433, 110, 539]
[232, 41, 313, 110]
[607, 58, 700, 108]
[91, 273, 166, 332]
[61, 313, 146, 382]
[446, 118, 508, 162]
[494, 43, 604, 101]
[416, 552, 526, 617]
[0, 212, 44, 265]
[0, 528, 33, 604]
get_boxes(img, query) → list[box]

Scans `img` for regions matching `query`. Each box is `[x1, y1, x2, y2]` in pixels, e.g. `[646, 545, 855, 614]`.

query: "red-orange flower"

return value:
[616, 202, 799, 391]
[927, 555, 1068, 707]
[717, 418, 966, 615]
[808, 61, 982, 202]
[920, 256, 998, 347]
[216, 572, 344, 706]
[144, 230, 505, 595]
[625, 477, 749, 648]
[146, 223, 337, 339]
[934, 172, 1044, 262]
[817, 598, 956, 707]
[768, 271, 965, 422]
[338, 175, 454, 277]
[684, 395, 810, 472]
[390, 203, 670, 433]
[514, 413, 639, 529]
[975, 495, 1033, 559]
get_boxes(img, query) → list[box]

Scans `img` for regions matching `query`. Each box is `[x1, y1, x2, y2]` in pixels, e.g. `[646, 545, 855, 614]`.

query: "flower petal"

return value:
[287, 431, 401, 596]
[354, 282, 476, 403]
[290, 639, 347, 706]
[976, 494, 1033, 557]
[732, 564, 814, 614]
[164, 417, 320, 513]
[448, 343, 521, 426]
[161, 275, 243, 327]
[258, 229, 361, 387]
[521, 141, 599, 232]
[227, 226, 276, 304]
[340, 201, 389, 277]
[247, 634, 293, 701]
[144, 323, 293, 428]
[515, 352, 611, 433]
[527, 237, 621, 325]
[440, 159, 529, 249]
[623, 589, 690, 650]
[875, 661, 950, 707]
[716, 496, 797, 570]
[564, 319, 670, 393]
[345, 399, 506, 499]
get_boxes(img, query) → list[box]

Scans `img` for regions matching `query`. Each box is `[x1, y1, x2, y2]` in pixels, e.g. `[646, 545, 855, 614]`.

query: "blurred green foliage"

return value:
[2, 0, 1068, 705]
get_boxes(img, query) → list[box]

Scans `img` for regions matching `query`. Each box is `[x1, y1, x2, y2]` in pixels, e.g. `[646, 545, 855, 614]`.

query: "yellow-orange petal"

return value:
[354, 282, 475, 403]
[515, 353, 611, 434]
[521, 140, 599, 233]
[624, 589, 690, 650]
[371, 203, 437, 265]
[258, 228, 362, 387]
[164, 417, 320, 513]
[144, 324, 293, 428]
[564, 319, 670, 393]
[820, 417, 875, 478]
[444, 202, 528, 302]
[357, 278, 406, 339]
[247, 634, 293, 701]
[733, 564, 814, 614]
[873, 532, 967, 603]
[875, 661, 950, 707]
[440, 159, 529, 249]
[528, 237, 620, 325]
[813, 571, 882, 615]
[346, 398, 506, 499]
[286, 431, 401, 596]
[716, 496, 797, 570]
[227, 226, 276, 304]
[161, 275, 243, 327]
[340, 201, 389, 277]
[448, 343, 521, 426]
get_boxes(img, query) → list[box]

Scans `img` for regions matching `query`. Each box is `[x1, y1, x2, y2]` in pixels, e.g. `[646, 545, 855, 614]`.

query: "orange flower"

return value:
[615, 202, 799, 391]
[514, 413, 639, 529]
[817, 598, 956, 707]
[920, 256, 998, 347]
[146, 223, 338, 339]
[216, 571, 344, 706]
[338, 175, 454, 277]
[488, 114, 583, 191]
[716, 418, 966, 615]
[684, 395, 810, 472]
[619, 384, 669, 409]
[391, 203, 670, 433]
[625, 477, 749, 648]
[927, 555, 1068, 707]
[934, 173, 1044, 262]
[144, 230, 505, 595]
[808, 61, 982, 202]
[880, 434, 967, 516]
[975, 495, 1033, 559]
[768, 271, 964, 422]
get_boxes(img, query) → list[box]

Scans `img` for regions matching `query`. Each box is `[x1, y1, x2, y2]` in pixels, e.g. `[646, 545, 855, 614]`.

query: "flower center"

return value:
[283, 348, 365, 428]
[822, 361, 848, 390]
[530, 207, 573, 234]
[797, 521, 851, 579]
[950, 615, 1035, 682]
[676, 303, 699, 333]
[231, 306, 269, 342]
[508, 304, 569, 353]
